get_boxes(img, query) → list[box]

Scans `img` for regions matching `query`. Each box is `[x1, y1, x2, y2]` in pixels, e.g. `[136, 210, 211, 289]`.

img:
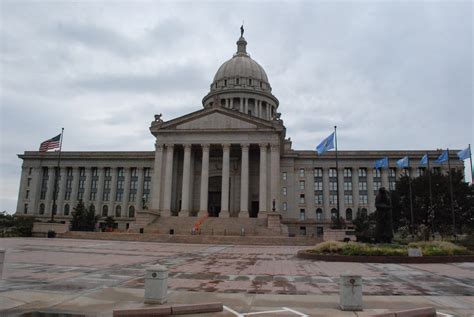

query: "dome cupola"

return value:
[202, 27, 279, 121]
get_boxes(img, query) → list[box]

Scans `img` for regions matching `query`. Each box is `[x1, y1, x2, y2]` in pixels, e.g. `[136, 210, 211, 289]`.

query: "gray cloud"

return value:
[1, 0, 472, 212]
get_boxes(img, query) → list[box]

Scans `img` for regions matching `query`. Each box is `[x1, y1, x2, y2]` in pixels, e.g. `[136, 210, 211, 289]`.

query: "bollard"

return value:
[339, 273, 362, 311]
[144, 264, 168, 304]
[0, 249, 5, 279]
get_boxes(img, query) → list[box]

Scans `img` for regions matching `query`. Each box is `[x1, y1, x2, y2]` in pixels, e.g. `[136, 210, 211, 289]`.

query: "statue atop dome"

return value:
[240, 25, 244, 37]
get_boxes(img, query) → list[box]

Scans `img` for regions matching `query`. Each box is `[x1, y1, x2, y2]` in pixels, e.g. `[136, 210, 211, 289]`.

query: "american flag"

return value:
[39, 134, 61, 152]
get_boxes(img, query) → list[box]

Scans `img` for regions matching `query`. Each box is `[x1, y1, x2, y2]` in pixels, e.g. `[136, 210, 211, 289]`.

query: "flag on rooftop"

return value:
[316, 132, 335, 155]
[419, 153, 428, 166]
[39, 134, 61, 152]
[434, 149, 449, 164]
[396, 156, 409, 169]
[457, 146, 471, 161]
[375, 157, 389, 169]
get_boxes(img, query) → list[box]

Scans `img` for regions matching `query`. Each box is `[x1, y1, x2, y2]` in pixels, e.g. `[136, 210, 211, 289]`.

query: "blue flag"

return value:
[419, 153, 428, 166]
[457, 146, 471, 160]
[434, 150, 448, 164]
[316, 132, 335, 155]
[375, 157, 389, 169]
[396, 156, 409, 168]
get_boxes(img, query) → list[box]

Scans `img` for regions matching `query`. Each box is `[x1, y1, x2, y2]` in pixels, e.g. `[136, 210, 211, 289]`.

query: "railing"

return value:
[193, 214, 209, 233]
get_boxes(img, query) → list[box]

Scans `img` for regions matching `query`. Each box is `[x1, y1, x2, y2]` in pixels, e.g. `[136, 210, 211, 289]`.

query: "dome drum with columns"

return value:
[15, 28, 464, 238]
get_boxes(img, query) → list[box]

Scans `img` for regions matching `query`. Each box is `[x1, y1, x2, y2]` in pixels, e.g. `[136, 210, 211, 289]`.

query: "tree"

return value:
[353, 210, 376, 243]
[104, 216, 115, 231]
[392, 170, 473, 237]
[70, 201, 99, 231]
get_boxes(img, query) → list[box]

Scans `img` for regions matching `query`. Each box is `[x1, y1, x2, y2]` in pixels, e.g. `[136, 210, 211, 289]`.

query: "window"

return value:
[330, 194, 337, 205]
[105, 168, 111, 177]
[282, 202, 287, 211]
[314, 168, 322, 177]
[314, 181, 323, 191]
[131, 167, 137, 177]
[28, 167, 32, 175]
[359, 194, 368, 204]
[344, 182, 352, 191]
[103, 192, 110, 201]
[344, 168, 352, 178]
[236, 78, 239, 85]
[346, 208, 353, 221]
[129, 193, 136, 202]
[282, 187, 287, 196]
[102, 205, 108, 217]
[78, 191, 83, 200]
[389, 168, 396, 177]
[329, 168, 337, 178]
[128, 206, 135, 218]
[224, 79, 227, 86]
[299, 181, 305, 190]
[79, 167, 85, 177]
[374, 169, 381, 178]
[416, 168, 424, 177]
[65, 191, 71, 201]
[117, 168, 124, 177]
[115, 205, 122, 217]
[402, 169, 410, 177]
[24, 203, 28, 214]
[282, 172, 287, 181]
[358, 168, 367, 177]
[299, 194, 305, 204]
[316, 226, 324, 237]
[344, 194, 353, 205]
[330, 181, 337, 191]
[373, 181, 381, 193]
[67, 167, 73, 177]
[27, 178, 31, 186]
[39, 203, 45, 215]
[248, 78, 252, 85]
[389, 181, 396, 191]
[90, 192, 96, 201]
[299, 168, 305, 177]
[117, 180, 124, 190]
[25, 190, 29, 199]
[331, 208, 338, 220]
[299, 226, 307, 236]
[316, 208, 323, 221]
[299, 209, 306, 220]
[359, 182, 367, 191]
[116, 191, 123, 202]
[92, 167, 98, 177]
[314, 194, 323, 205]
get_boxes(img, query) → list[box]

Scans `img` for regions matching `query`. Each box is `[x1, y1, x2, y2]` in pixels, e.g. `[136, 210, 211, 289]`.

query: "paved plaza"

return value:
[0, 238, 473, 316]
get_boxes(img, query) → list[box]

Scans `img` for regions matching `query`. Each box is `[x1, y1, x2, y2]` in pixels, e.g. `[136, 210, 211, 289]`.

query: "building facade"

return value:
[15, 33, 463, 235]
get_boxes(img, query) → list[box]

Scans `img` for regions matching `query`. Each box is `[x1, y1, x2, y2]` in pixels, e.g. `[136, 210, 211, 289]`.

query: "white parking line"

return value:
[223, 305, 308, 317]
[437, 312, 455, 317]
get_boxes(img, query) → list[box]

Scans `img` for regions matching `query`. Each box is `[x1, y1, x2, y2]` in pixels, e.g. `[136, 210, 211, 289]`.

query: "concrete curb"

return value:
[113, 302, 223, 316]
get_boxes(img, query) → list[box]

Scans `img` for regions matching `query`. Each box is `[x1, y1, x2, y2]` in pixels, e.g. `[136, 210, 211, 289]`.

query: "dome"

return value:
[213, 54, 269, 84]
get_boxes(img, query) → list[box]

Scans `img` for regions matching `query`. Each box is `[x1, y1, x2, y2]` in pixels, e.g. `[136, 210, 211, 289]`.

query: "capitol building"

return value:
[15, 32, 462, 236]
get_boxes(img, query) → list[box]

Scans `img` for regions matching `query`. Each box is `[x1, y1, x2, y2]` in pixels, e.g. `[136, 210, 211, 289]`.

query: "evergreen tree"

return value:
[70, 201, 99, 231]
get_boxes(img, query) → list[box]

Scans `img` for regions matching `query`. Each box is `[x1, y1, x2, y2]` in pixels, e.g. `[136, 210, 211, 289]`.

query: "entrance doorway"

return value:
[208, 176, 222, 217]
[250, 201, 259, 218]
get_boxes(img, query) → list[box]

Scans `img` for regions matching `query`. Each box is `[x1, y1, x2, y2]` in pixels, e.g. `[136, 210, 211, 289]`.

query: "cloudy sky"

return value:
[1, 0, 472, 212]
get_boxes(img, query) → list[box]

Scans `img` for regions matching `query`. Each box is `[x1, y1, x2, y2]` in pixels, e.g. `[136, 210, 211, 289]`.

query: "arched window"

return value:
[115, 205, 121, 218]
[102, 205, 108, 217]
[346, 208, 353, 221]
[64, 204, 70, 216]
[330, 208, 337, 220]
[39, 203, 45, 215]
[316, 208, 323, 221]
[24, 203, 28, 214]
[128, 206, 135, 218]
[360, 208, 368, 218]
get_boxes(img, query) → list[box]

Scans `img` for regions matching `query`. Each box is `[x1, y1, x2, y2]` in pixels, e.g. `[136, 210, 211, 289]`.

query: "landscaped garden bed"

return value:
[297, 241, 474, 263]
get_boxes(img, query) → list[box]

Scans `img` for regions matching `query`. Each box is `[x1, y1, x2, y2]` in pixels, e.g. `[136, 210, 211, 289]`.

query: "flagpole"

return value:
[407, 167, 415, 240]
[447, 148, 456, 238]
[469, 144, 473, 184]
[426, 151, 434, 237]
[334, 125, 340, 220]
[50, 128, 64, 223]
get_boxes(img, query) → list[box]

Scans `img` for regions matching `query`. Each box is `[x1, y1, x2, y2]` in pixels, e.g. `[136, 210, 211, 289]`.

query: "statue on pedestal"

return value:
[375, 187, 393, 243]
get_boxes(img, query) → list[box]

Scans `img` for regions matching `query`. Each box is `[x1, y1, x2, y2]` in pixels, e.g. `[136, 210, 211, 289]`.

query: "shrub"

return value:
[13, 216, 35, 237]
[409, 241, 471, 256]
[310, 241, 346, 254]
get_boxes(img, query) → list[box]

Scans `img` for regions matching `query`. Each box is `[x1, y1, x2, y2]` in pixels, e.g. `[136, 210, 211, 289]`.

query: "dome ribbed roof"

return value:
[213, 54, 269, 83]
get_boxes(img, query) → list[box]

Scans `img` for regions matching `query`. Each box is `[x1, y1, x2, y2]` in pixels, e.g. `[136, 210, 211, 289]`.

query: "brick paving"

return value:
[1, 238, 474, 297]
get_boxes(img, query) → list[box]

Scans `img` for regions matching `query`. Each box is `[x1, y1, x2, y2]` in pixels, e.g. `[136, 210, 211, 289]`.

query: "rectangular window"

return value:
[359, 181, 367, 191]
[299, 194, 305, 204]
[359, 194, 368, 204]
[91, 179, 98, 189]
[65, 191, 71, 200]
[329, 168, 337, 178]
[299, 168, 305, 177]
[79, 167, 85, 177]
[131, 168, 137, 177]
[117, 168, 124, 177]
[130, 179, 138, 190]
[92, 167, 98, 177]
[299, 181, 305, 190]
[283, 202, 287, 211]
[402, 169, 410, 177]
[144, 168, 151, 177]
[27, 178, 31, 186]
[389, 181, 396, 191]
[373, 181, 381, 192]
[78, 179, 85, 189]
[314, 181, 323, 191]
[314, 194, 323, 205]
[344, 194, 353, 204]
[144, 181, 151, 190]
[389, 168, 396, 177]
[316, 226, 324, 237]
[78, 191, 83, 200]
[330, 181, 337, 191]
[66, 167, 73, 177]
[129, 192, 136, 202]
[344, 168, 352, 178]
[282, 187, 287, 196]
[416, 168, 424, 177]
[374, 169, 381, 178]
[104, 180, 111, 189]
[116, 191, 123, 202]
[358, 168, 367, 177]
[28, 167, 32, 175]
[314, 168, 322, 177]
[316, 211, 323, 221]
[25, 190, 29, 199]
[344, 182, 352, 191]
[117, 180, 124, 190]
[299, 209, 306, 220]
[105, 168, 111, 177]
[300, 226, 307, 236]
[330, 194, 337, 205]
[90, 191, 96, 201]
[282, 172, 287, 181]
[103, 192, 109, 201]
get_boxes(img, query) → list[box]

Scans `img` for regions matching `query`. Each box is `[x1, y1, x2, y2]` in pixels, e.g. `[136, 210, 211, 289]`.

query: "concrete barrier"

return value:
[339, 274, 362, 311]
[113, 307, 171, 316]
[368, 307, 436, 317]
[144, 265, 168, 304]
[171, 302, 223, 315]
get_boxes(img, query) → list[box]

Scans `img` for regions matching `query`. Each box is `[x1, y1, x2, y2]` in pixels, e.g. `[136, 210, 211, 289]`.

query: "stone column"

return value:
[220, 144, 230, 218]
[15, 167, 28, 214]
[30, 167, 41, 215]
[198, 144, 210, 216]
[258, 143, 268, 216]
[323, 167, 330, 220]
[122, 167, 131, 215]
[352, 168, 359, 212]
[367, 168, 375, 213]
[270, 144, 280, 212]
[109, 167, 117, 216]
[45, 167, 56, 216]
[338, 167, 345, 214]
[137, 167, 144, 209]
[97, 167, 105, 210]
[180, 144, 192, 216]
[83, 167, 93, 206]
[381, 168, 389, 189]
[245, 98, 249, 114]
[240, 144, 249, 217]
[162, 144, 174, 217]
[70, 167, 80, 210]
[151, 144, 164, 210]
[240, 98, 243, 113]
[57, 167, 67, 216]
